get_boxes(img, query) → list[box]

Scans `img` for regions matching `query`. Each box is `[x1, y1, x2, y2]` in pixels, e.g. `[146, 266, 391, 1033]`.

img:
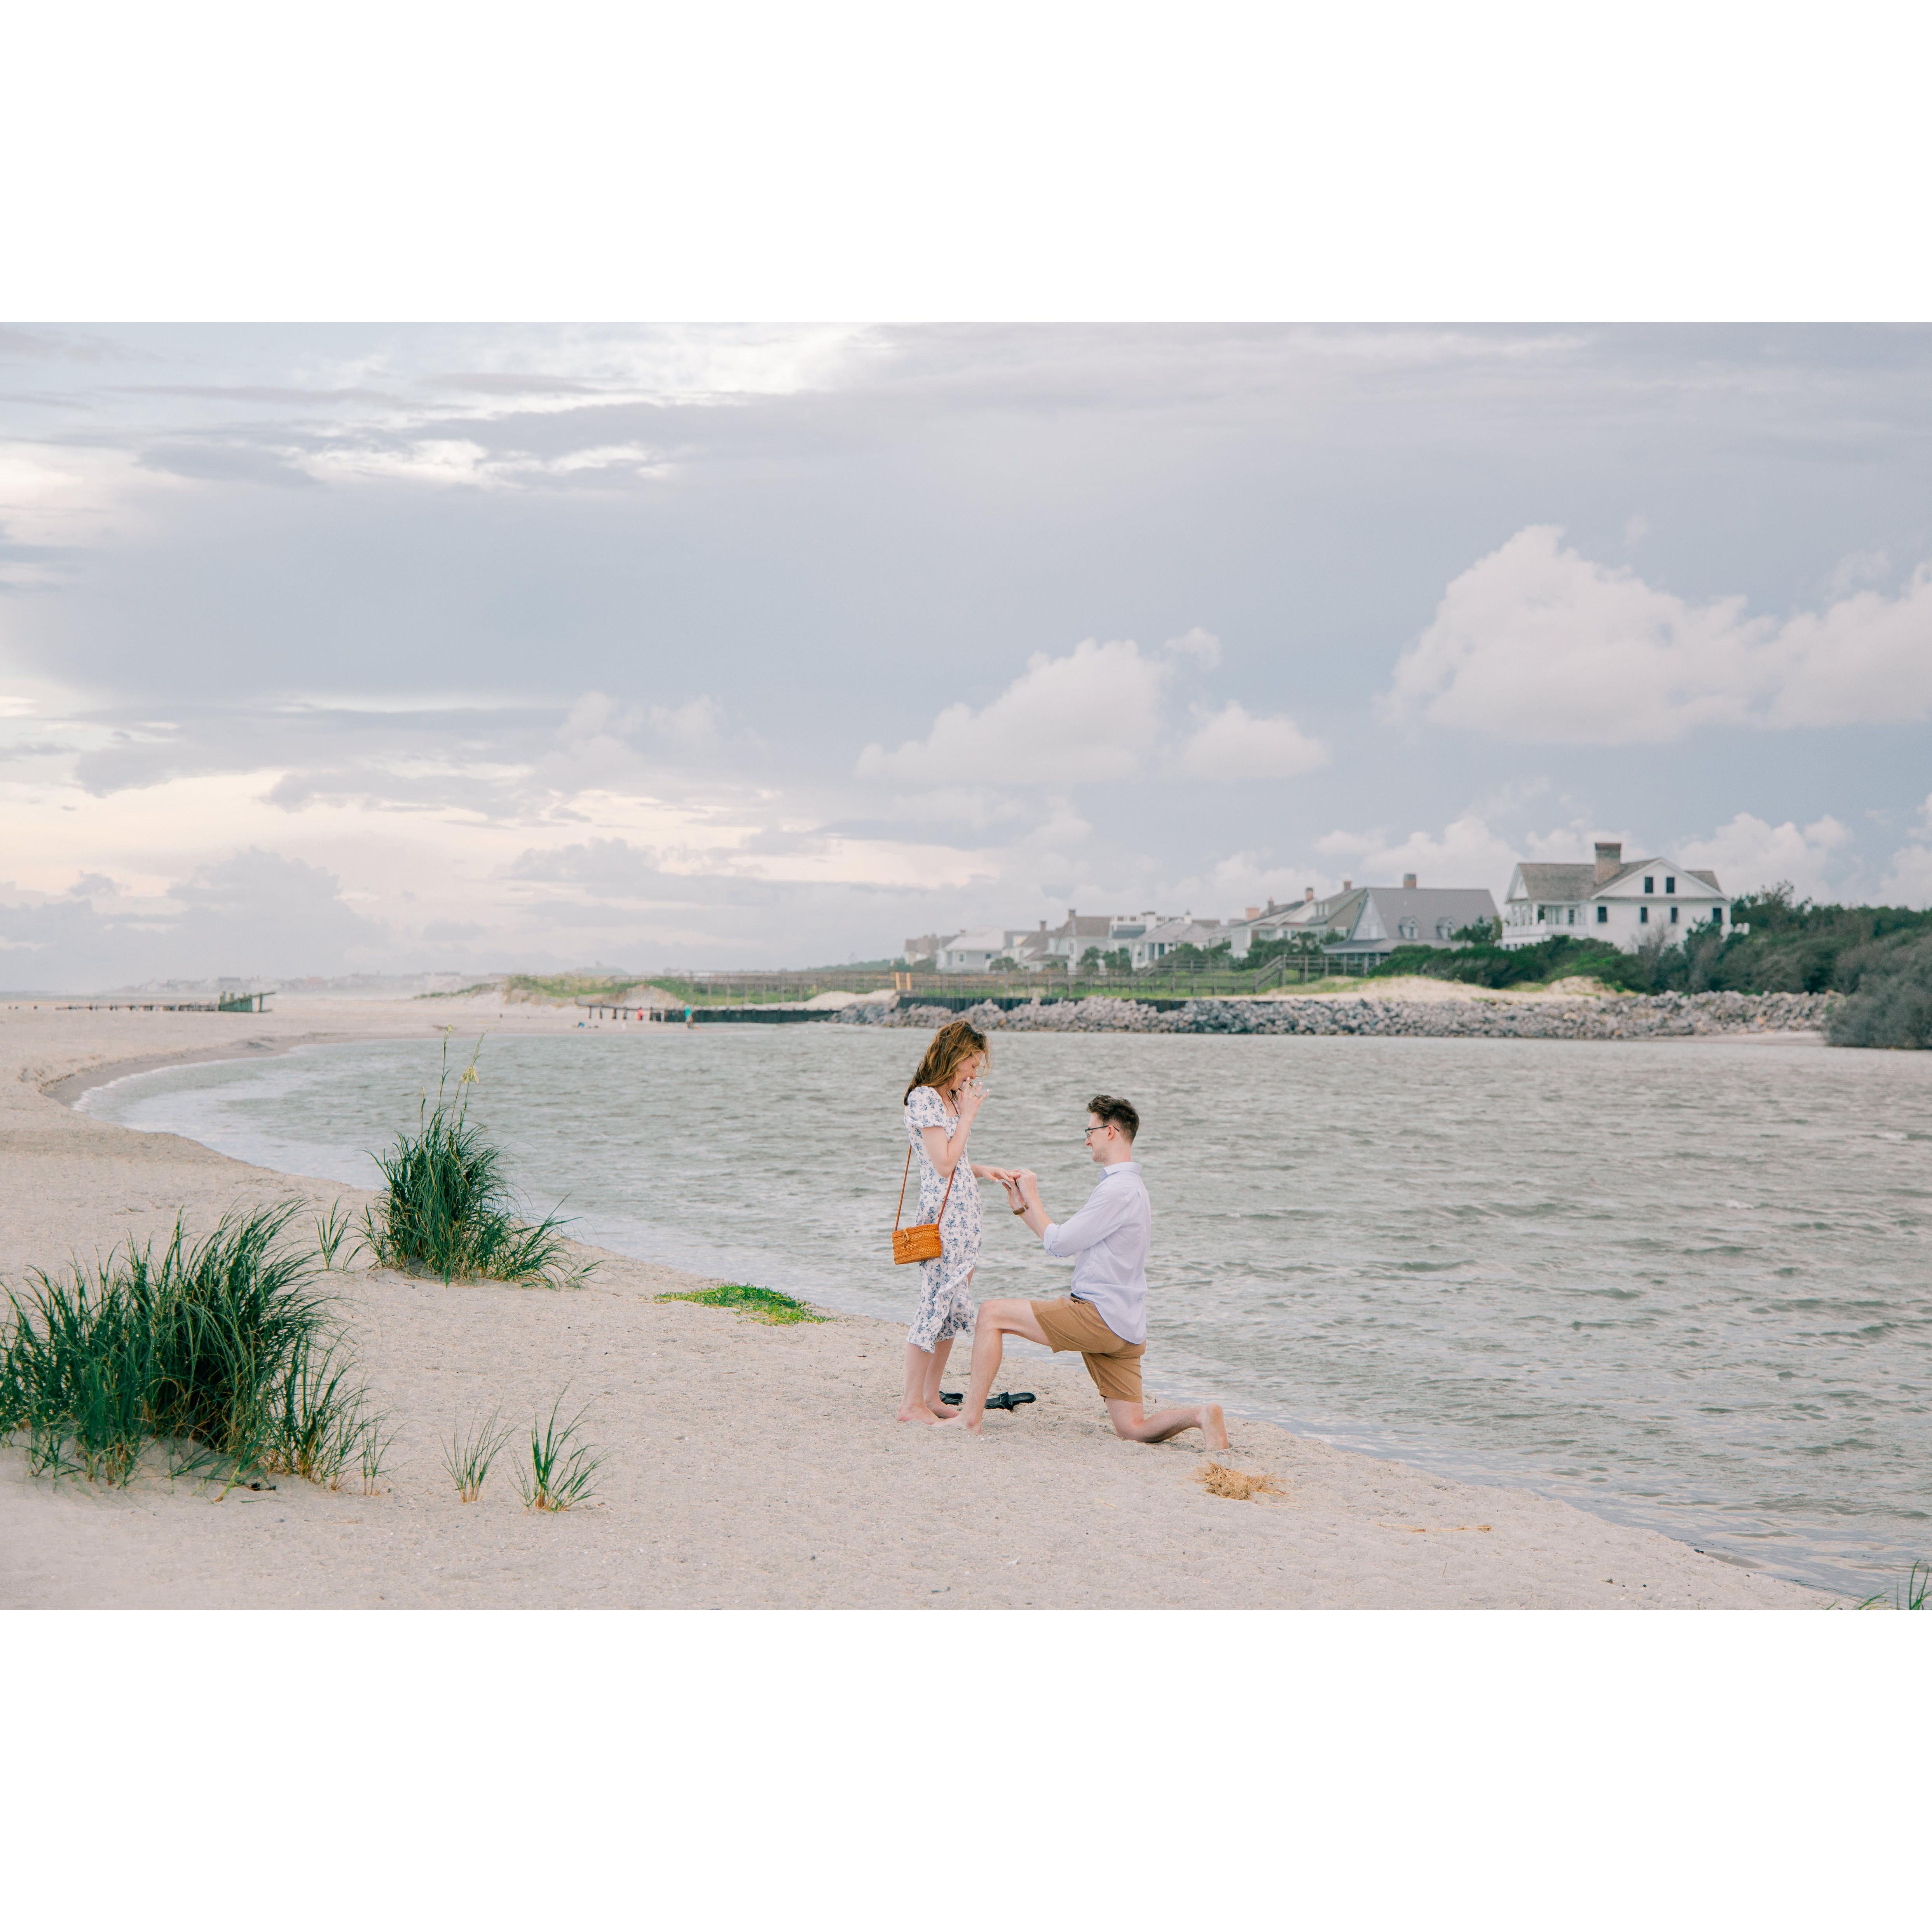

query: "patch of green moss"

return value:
[655, 1282, 826, 1325]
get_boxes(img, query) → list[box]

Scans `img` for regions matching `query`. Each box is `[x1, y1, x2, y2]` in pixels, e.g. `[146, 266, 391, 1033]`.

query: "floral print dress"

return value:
[904, 1084, 981, 1350]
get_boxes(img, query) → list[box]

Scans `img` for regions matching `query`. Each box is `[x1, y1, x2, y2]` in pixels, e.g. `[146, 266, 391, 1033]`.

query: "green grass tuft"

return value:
[654, 1281, 825, 1325]
[0, 1205, 377, 1489]
[364, 1036, 590, 1290]
[441, 1406, 511, 1502]
[515, 1391, 601, 1511]
[314, 1199, 360, 1271]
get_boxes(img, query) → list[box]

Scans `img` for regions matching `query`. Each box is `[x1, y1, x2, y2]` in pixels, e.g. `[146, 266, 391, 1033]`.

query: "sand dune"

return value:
[0, 1001, 1826, 1609]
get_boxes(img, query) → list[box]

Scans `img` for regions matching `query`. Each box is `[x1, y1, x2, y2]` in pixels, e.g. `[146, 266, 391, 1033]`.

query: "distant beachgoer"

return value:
[897, 1020, 1016, 1425]
[939, 1093, 1228, 1449]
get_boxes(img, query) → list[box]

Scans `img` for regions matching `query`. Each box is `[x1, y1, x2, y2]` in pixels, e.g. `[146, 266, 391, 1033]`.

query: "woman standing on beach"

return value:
[899, 1019, 1005, 1425]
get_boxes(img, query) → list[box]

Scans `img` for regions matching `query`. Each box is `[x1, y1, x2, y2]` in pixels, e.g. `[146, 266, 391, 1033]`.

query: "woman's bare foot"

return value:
[925, 1395, 955, 1418]
[896, 1402, 941, 1425]
[1200, 1403, 1229, 1452]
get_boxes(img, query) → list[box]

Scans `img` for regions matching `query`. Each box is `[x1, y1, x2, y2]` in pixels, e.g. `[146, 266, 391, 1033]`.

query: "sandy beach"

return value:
[0, 998, 1829, 1609]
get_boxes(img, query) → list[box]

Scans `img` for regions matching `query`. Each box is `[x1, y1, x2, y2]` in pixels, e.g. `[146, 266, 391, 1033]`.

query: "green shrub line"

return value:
[655, 1281, 826, 1325]
[363, 1036, 590, 1290]
[1345, 888, 1932, 1047]
[0, 1205, 381, 1490]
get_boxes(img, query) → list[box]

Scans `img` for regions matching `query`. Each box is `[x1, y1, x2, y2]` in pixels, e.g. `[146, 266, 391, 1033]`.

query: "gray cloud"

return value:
[4, 323, 1932, 986]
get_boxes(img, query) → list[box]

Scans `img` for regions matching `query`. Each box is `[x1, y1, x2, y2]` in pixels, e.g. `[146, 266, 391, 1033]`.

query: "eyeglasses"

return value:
[1082, 1124, 1106, 1139]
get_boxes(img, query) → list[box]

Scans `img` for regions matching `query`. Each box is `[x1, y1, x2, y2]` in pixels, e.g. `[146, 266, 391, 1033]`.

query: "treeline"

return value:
[1359, 887, 1932, 1047]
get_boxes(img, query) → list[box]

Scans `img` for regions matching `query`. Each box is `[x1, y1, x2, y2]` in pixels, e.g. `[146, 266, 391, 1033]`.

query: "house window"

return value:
[1670, 906, 1679, 923]
[1436, 920, 1454, 940]
[1567, 908, 1576, 926]
[1398, 920, 1418, 940]
[1712, 906, 1724, 925]
[1665, 876, 1676, 893]
[1596, 905, 1608, 924]
[1644, 876, 1655, 893]
[1640, 906, 1649, 924]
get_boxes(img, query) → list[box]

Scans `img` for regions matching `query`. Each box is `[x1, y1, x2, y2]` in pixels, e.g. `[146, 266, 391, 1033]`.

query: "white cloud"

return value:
[1677, 813, 1853, 902]
[856, 637, 1169, 784]
[647, 698, 723, 749]
[857, 634, 1326, 786]
[1316, 812, 1525, 896]
[1164, 626, 1222, 667]
[1384, 525, 1932, 743]
[1879, 794, 1932, 908]
[1173, 702, 1329, 780]
[1831, 548, 1891, 595]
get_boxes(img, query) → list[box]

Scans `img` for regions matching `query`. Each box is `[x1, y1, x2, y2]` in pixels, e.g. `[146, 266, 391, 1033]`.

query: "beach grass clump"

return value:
[515, 1392, 600, 1511]
[442, 1407, 512, 1502]
[1195, 1462, 1282, 1502]
[654, 1282, 825, 1325]
[314, 1200, 360, 1271]
[364, 1038, 587, 1290]
[258, 1337, 371, 1489]
[0, 1205, 371, 1487]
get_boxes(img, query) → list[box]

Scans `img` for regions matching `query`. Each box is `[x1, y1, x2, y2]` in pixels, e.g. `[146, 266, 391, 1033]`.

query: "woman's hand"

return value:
[954, 1074, 986, 1122]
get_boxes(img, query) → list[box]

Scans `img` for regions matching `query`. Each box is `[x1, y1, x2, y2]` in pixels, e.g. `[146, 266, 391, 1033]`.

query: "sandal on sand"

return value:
[984, 1391, 1036, 1412]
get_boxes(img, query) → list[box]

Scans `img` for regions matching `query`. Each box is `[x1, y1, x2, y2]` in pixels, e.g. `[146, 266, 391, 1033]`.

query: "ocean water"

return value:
[79, 1024, 1932, 1596]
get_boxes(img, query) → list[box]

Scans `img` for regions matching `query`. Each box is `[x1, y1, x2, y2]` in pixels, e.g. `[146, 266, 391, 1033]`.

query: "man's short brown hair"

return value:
[1087, 1093, 1139, 1142]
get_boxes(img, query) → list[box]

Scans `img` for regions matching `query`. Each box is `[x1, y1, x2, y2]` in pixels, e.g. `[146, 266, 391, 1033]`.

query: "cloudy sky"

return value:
[3, 321, 1930, 988]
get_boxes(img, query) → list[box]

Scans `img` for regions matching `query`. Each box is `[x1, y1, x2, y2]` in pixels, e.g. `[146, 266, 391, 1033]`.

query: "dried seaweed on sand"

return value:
[1196, 1461, 1282, 1501]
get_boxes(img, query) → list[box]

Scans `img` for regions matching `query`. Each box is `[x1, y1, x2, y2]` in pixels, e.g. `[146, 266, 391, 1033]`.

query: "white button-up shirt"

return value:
[1041, 1159, 1151, 1344]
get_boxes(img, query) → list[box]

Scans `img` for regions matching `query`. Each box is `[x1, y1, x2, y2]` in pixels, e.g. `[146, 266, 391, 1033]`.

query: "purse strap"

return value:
[894, 1139, 957, 1233]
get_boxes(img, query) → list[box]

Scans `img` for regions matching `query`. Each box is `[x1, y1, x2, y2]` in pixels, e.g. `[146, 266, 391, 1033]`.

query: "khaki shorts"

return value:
[1031, 1295, 1144, 1405]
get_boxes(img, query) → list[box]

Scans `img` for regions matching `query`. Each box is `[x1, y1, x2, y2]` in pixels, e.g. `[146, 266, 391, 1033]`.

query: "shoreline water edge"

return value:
[0, 999, 1845, 1608]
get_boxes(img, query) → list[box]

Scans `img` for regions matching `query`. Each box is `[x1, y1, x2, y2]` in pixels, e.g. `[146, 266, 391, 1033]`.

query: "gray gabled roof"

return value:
[1329, 887, 1498, 950]
[1515, 864, 1597, 900]
[1513, 858, 1728, 901]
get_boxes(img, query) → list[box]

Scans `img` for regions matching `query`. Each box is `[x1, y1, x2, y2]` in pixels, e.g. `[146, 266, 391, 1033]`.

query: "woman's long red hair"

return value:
[904, 1019, 990, 1103]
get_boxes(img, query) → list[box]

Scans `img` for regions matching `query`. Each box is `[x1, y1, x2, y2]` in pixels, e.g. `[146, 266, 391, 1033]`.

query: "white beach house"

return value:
[934, 928, 1017, 972]
[1320, 883, 1500, 966]
[1226, 888, 1347, 958]
[1502, 843, 1733, 950]
[1226, 878, 1495, 962]
[1126, 916, 1225, 970]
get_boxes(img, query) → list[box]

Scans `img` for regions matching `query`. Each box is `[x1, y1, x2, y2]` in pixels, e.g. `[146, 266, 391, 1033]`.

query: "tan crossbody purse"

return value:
[892, 1143, 956, 1264]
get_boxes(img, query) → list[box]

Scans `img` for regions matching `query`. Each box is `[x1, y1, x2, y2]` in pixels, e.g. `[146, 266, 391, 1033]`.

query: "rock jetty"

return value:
[838, 990, 1838, 1039]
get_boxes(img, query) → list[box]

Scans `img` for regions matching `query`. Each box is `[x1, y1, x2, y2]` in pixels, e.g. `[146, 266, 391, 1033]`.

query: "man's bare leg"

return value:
[935, 1298, 1051, 1433]
[1104, 1397, 1229, 1451]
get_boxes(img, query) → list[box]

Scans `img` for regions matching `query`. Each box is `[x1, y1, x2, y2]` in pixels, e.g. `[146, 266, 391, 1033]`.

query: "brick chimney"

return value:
[1303, 887, 1314, 902]
[1245, 906, 1260, 921]
[1402, 873, 1417, 889]
[1594, 841, 1623, 885]
[1342, 878, 1352, 891]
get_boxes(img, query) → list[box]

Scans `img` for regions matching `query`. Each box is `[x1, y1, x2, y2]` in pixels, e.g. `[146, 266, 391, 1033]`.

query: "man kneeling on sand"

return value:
[938, 1093, 1228, 1449]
